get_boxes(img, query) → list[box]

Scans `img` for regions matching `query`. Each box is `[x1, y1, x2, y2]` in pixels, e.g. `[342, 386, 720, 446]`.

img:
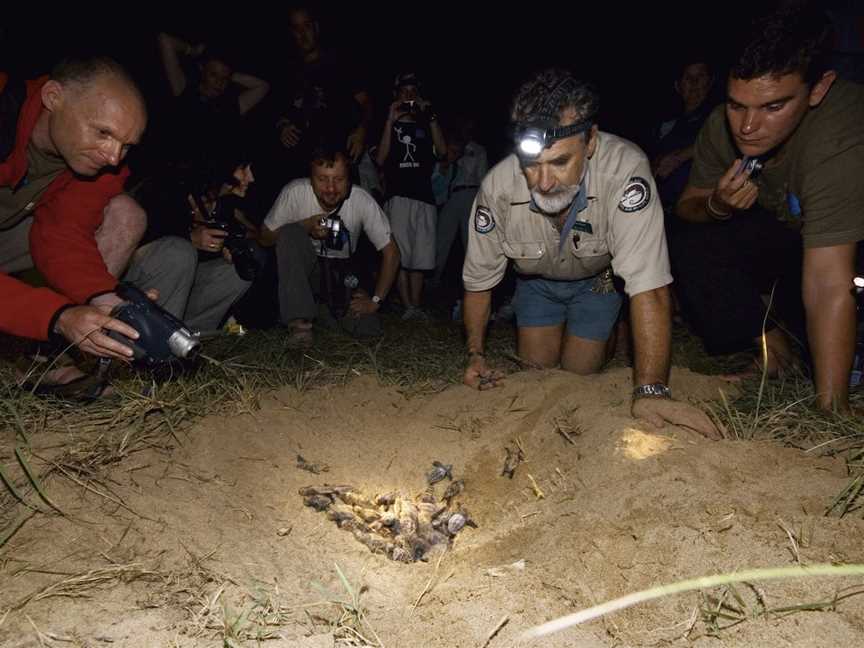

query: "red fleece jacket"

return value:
[0, 74, 128, 340]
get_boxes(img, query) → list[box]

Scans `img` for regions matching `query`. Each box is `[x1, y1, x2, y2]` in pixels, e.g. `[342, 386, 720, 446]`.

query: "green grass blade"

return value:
[0, 463, 38, 510]
[14, 447, 63, 515]
[522, 563, 864, 640]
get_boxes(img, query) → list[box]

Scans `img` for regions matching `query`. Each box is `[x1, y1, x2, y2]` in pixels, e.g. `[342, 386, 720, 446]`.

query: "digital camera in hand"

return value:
[106, 283, 200, 366]
[319, 213, 349, 251]
[208, 197, 261, 281]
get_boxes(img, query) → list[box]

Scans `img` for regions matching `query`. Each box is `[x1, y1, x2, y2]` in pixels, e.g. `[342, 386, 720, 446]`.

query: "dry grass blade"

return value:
[13, 563, 163, 611]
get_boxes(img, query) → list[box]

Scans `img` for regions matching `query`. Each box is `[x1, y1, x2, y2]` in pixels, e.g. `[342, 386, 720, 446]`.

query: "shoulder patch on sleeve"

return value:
[474, 205, 495, 233]
[618, 176, 651, 213]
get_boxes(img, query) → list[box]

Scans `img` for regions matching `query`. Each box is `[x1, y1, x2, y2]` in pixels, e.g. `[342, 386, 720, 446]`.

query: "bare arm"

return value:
[259, 215, 327, 248]
[629, 285, 720, 437]
[461, 288, 503, 389]
[373, 238, 400, 301]
[157, 32, 190, 97]
[346, 90, 374, 161]
[803, 242, 857, 412]
[464, 289, 491, 354]
[354, 90, 374, 131]
[676, 159, 758, 224]
[429, 118, 447, 159]
[259, 225, 279, 247]
[375, 115, 395, 167]
[630, 285, 672, 387]
[232, 71, 271, 115]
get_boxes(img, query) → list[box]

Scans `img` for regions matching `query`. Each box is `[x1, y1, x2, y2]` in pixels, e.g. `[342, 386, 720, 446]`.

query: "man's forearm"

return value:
[463, 289, 492, 353]
[355, 91, 374, 130]
[375, 122, 393, 167]
[373, 242, 400, 301]
[234, 72, 270, 115]
[676, 186, 718, 224]
[806, 284, 856, 411]
[630, 286, 672, 386]
[803, 242, 857, 412]
[157, 32, 187, 97]
[430, 120, 446, 158]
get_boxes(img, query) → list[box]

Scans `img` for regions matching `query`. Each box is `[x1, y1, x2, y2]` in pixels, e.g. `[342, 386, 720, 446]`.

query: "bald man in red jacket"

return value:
[0, 57, 148, 361]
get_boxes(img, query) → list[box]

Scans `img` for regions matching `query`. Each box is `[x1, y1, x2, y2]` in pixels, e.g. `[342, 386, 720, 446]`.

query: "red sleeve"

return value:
[0, 272, 72, 340]
[28, 167, 129, 304]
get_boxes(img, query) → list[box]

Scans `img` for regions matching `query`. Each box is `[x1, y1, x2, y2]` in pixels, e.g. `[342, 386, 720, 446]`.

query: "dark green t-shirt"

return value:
[0, 141, 66, 230]
[690, 79, 864, 248]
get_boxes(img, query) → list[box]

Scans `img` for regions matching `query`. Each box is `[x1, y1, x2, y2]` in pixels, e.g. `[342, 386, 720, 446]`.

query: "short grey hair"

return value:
[511, 68, 599, 128]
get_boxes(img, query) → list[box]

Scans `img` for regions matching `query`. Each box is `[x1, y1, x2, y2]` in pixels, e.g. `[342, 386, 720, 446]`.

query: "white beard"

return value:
[531, 183, 581, 215]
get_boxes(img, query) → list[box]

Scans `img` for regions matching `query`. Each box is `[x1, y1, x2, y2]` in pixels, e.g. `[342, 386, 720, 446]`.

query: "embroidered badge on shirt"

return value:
[619, 177, 651, 212]
[474, 206, 495, 233]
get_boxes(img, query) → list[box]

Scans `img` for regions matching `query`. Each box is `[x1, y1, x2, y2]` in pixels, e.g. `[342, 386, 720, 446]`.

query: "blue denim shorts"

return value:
[512, 275, 622, 340]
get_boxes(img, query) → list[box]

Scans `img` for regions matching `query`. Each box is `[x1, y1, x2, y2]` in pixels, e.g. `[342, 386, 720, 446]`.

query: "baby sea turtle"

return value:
[426, 461, 453, 485]
[441, 479, 465, 504]
[445, 507, 478, 535]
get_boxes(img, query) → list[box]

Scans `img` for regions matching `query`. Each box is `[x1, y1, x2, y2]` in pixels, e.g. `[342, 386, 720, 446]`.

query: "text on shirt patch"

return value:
[618, 176, 651, 212]
[474, 206, 495, 233]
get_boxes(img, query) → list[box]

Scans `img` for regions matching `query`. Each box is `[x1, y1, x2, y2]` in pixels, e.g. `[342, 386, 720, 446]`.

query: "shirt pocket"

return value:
[502, 240, 546, 274]
[570, 230, 609, 260]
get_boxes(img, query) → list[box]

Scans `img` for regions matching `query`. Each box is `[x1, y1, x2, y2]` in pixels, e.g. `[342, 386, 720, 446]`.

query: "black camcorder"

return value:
[106, 283, 200, 366]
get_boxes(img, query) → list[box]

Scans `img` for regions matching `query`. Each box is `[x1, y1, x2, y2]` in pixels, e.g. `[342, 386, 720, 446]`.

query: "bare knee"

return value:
[517, 326, 563, 368]
[97, 194, 147, 276]
[102, 194, 147, 239]
[560, 337, 608, 375]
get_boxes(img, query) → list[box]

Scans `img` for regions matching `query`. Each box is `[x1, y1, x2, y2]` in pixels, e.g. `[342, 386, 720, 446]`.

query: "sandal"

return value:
[15, 353, 111, 403]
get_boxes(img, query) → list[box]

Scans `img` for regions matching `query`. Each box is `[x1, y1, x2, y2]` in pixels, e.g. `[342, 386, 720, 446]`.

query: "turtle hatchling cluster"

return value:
[298, 461, 476, 563]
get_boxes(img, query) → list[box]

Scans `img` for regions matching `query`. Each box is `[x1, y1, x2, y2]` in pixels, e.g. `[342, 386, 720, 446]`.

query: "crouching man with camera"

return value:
[260, 145, 400, 345]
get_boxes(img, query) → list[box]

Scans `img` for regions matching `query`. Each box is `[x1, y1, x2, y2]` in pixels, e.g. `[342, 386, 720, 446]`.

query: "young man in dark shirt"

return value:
[375, 73, 446, 319]
[676, 5, 864, 414]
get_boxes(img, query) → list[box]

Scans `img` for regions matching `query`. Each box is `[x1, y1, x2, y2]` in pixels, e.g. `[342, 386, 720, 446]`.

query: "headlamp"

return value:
[514, 115, 595, 161]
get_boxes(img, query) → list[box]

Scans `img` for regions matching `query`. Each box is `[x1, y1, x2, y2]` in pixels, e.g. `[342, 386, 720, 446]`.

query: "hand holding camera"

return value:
[389, 98, 433, 122]
[712, 157, 761, 214]
[103, 283, 200, 366]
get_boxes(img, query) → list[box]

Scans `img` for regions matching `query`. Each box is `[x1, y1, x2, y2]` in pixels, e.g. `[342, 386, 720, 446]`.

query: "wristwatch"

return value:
[633, 383, 672, 399]
[371, 295, 382, 305]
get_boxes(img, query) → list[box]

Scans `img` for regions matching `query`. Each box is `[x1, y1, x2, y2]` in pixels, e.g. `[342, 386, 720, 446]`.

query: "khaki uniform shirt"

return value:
[690, 79, 864, 248]
[463, 132, 672, 297]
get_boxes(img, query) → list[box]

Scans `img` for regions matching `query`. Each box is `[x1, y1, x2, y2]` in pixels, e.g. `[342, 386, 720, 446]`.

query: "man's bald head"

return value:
[39, 57, 147, 176]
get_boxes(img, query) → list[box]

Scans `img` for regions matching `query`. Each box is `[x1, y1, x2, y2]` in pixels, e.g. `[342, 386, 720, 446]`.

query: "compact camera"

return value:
[738, 156, 764, 180]
[319, 214, 349, 251]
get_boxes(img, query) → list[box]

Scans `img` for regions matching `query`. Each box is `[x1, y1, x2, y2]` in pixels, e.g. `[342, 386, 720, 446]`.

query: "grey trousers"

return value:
[123, 236, 251, 332]
[275, 223, 320, 323]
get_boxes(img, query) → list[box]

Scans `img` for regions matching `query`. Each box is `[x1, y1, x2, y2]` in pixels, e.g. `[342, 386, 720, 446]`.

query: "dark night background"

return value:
[2, 2, 862, 164]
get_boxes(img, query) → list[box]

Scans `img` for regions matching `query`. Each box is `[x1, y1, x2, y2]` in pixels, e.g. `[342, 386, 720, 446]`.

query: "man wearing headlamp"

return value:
[462, 69, 718, 438]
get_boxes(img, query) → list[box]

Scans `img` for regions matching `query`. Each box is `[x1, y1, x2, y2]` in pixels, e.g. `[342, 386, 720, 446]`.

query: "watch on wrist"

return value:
[371, 295, 382, 304]
[633, 383, 672, 399]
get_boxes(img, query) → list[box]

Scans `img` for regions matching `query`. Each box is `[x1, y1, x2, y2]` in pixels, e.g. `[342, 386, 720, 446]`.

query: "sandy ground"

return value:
[2, 366, 864, 647]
